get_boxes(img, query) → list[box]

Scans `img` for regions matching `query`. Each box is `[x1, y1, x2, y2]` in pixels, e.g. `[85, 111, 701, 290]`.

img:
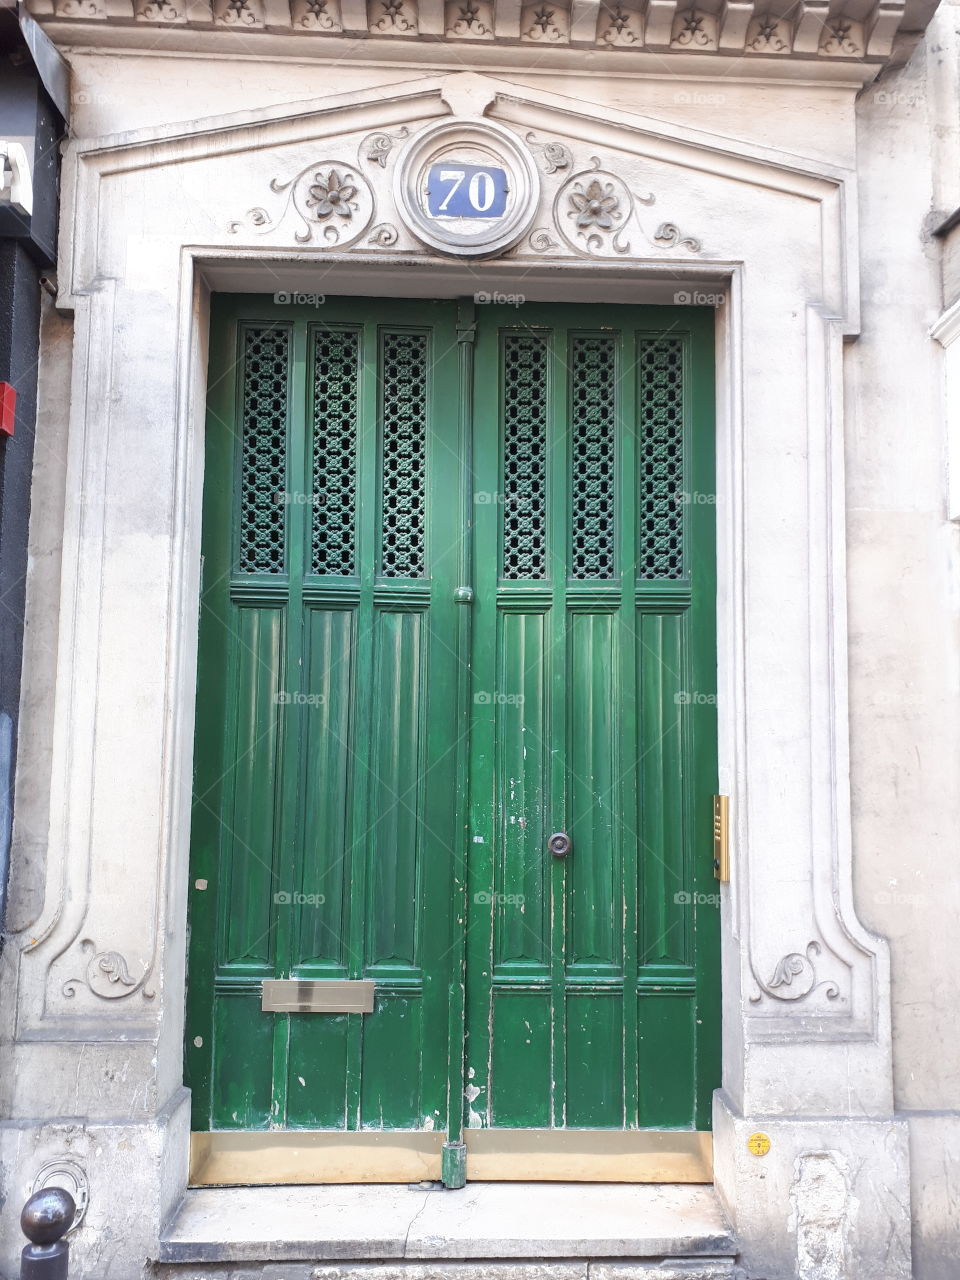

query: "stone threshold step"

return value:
[159, 1183, 737, 1266]
[153, 1262, 742, 1280]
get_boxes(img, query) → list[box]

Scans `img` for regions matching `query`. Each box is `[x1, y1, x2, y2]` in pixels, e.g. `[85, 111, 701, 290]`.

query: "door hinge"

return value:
[713, 795, 730, 882]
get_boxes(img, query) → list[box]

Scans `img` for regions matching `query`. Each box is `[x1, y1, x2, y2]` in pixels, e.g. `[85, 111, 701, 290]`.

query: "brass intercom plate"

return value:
[713, 795, 730, 882]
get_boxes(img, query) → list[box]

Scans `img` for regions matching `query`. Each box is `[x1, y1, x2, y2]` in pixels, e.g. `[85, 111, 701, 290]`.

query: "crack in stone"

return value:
[402, 1190, 434, 1258]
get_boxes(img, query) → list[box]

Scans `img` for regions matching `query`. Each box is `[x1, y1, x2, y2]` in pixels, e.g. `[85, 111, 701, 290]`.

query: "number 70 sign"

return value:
[426, 164, 509, 219]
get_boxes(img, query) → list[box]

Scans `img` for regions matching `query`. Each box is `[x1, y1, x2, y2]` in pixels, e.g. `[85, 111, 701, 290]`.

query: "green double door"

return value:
[186, 295, 719, 1183]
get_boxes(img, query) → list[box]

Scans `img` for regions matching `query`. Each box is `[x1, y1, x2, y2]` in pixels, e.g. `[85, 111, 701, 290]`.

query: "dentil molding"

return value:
[24, 0, 935, 70]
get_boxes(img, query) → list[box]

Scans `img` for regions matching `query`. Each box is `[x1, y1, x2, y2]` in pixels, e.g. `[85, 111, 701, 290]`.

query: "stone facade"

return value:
[0, 0, 958, 1275]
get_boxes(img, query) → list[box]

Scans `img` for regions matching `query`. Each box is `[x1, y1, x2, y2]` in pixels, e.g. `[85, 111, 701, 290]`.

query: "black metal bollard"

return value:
[20, 1187, 75, 1280]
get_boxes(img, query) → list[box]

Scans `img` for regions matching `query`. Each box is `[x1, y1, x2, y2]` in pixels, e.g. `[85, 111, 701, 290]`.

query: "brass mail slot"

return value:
[261, 979, 375, 1014]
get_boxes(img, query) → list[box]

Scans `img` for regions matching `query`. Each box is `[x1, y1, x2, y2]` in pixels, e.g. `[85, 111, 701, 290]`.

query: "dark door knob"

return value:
[548, 832, 572, 858]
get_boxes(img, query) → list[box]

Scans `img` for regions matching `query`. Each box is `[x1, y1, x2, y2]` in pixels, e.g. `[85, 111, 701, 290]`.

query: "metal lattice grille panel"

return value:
[570, 336, 616, 580]
[239, 326, 289, 574]
[502, 333, 548, 580]
[380, 331, 428, 578]
[312, 329, 360, 576]
[638, 337, 684, 580]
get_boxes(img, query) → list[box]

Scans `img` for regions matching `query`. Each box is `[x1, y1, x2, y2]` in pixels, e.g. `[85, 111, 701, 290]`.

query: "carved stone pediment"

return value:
[224, 125, 705, 264]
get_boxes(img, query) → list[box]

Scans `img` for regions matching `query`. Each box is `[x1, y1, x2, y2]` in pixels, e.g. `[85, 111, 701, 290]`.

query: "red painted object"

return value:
[0, 383, 15, 437]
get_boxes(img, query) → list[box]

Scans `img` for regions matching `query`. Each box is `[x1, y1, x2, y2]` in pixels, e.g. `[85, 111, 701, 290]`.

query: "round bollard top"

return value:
[21, 1187, 76, 1245]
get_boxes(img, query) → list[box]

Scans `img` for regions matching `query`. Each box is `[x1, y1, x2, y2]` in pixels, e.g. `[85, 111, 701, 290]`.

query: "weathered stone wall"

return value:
[854, 6, 960, 1275]
[0, 14, 957, 1276]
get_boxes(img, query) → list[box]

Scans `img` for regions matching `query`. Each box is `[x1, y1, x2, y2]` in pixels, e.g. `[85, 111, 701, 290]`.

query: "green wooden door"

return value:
[465, 305, 719, 1135]
[186, 295, 719, 1170]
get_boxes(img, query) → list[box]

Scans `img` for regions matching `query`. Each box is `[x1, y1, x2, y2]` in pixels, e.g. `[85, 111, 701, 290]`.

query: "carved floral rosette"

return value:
[229, 159, 377, 247]
[525, 148, 702, 260]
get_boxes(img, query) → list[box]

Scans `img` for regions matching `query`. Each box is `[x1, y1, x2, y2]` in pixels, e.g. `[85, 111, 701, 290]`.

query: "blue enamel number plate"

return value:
[425, 164, 509, 219]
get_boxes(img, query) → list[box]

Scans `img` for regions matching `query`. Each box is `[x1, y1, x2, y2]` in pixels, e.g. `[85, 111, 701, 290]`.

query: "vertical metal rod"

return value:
[548, 322, 568, 1129]
[442, 299, 477, 1190]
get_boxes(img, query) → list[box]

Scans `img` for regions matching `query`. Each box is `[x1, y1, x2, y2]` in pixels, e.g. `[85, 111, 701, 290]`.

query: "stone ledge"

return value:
[152, 1261, 742, 1279]
[159, 1184, 737, 1265]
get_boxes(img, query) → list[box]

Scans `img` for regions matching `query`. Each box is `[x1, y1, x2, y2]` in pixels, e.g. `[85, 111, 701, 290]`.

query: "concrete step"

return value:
[155, 1183, 739, 1279]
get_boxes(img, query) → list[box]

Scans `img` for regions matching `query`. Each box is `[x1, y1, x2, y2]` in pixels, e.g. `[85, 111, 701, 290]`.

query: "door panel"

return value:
[297, 605, 354, 969]
[465, 305, 717, 1134]
[186, 294, 719, 1171]
[189, 300, 462, 1135]
[567, 608, 620, 970]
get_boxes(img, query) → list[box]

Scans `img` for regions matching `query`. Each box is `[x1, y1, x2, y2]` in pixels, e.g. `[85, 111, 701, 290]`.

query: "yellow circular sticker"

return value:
[747, 1132, 771, 1157]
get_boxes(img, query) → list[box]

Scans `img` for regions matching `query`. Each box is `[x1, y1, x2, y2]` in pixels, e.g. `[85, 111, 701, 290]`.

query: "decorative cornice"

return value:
[26, 0, 928, 66]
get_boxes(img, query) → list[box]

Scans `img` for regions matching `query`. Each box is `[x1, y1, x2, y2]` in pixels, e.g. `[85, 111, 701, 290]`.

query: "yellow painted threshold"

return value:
[189, 1130, 712, 1186]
